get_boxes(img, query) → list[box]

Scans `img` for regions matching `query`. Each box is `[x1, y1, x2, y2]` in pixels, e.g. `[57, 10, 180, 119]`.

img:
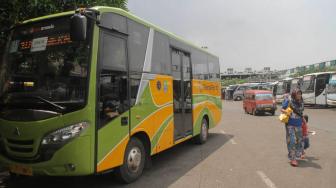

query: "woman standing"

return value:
[281, 89, 304, 167]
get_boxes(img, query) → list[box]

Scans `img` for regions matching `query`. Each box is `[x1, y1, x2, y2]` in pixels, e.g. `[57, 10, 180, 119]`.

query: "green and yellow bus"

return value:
[0, 7, 221, 183]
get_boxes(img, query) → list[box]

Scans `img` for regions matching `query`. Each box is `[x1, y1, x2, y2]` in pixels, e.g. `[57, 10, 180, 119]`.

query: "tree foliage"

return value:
[0, 0, 128, 55]
[221, 78, 247, 87]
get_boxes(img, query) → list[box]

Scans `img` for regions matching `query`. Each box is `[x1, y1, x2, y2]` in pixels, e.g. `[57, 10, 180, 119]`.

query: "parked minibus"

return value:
[301, 72, 335, 106]
[243, 90, 276, 116]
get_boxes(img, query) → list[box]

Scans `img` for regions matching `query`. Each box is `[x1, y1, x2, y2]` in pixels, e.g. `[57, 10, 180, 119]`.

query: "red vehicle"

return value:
[243, 90, 277, 116]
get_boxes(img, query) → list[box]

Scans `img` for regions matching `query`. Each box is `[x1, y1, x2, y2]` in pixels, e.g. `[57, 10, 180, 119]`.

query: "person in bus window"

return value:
[101, 100, 120, 125]
[281, 88, 304, 167]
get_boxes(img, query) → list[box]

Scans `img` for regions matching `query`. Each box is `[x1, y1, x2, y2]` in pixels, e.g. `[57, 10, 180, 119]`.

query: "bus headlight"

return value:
[42, 122, 89, 145]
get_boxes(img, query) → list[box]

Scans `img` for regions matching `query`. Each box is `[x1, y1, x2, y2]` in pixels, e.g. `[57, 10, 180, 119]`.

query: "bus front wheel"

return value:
[116, 137, 146, 183]
[194, 118, 209, 144]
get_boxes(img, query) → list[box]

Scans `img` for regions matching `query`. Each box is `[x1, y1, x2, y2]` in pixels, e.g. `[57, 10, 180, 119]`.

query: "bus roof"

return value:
[303, 71, 336, 76]
[22, 6, 218, 58]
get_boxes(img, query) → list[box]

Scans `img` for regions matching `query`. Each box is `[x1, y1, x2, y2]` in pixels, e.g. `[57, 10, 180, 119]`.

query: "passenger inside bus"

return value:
[99, 71, 129, 126]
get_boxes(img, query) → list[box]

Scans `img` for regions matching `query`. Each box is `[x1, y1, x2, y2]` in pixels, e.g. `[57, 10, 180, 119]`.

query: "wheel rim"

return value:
[201, 121, 208, 140]
[127, 146, 142, 173]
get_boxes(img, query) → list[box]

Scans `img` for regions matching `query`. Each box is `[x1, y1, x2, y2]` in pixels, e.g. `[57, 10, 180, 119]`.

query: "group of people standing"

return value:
[281, 89, 310, 167]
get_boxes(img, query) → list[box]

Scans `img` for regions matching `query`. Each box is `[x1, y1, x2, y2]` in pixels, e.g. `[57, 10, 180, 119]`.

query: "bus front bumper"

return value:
[0, 136, 93, 176]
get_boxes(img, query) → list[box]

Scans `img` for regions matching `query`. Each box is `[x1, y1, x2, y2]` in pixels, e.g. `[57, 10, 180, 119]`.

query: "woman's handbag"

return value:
[278, 107, 292, 124]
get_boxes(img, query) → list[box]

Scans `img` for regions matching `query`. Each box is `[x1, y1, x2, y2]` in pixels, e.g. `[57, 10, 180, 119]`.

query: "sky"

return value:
[127, 0, 336, 72]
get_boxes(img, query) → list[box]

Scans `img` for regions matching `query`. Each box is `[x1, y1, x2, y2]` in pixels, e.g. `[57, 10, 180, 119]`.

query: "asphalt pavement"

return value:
[1, 101, 335, 188]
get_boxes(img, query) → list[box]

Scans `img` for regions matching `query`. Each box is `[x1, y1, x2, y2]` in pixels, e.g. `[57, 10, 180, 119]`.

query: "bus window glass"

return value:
[327, 74, 336, 94]
[152, 31, 170, 74]
[192, 49, 208, 80]
[276, 82, 284, 95]
[130, 74, 141, 106]
[291, 79, 299, 91]
[207, 55, 220, 81]
[302, 76, 314, 93]
[128, 20, 149, 72]
[100, 13, 127, 34]
[101, 32, 127, 71]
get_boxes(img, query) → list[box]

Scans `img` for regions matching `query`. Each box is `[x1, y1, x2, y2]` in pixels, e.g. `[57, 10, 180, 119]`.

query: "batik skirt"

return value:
[285, 125, 303, 160]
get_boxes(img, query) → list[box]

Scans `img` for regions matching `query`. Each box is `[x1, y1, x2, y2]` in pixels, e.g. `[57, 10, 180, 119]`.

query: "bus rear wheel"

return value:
[115, 137, 146, 183]
[194, 118, 209, 144]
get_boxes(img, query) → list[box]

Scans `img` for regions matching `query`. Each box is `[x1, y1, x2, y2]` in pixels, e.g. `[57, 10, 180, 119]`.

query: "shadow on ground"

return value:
[298, 156, 322, 169]
[1, 133, 233, 188]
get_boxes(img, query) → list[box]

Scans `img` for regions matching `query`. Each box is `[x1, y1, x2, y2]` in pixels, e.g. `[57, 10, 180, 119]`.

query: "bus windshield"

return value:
[291, 79, 300, 91]
[327, 75, 336, 94]
[276, 82, 284, 95]
[255, 93, 273, 100]
[301, 76, 314, 93]
[0, 16, 90, 114]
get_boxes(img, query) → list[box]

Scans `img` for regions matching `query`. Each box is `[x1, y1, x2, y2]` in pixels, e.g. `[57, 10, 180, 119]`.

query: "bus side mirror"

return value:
[70, 14, 87, 41]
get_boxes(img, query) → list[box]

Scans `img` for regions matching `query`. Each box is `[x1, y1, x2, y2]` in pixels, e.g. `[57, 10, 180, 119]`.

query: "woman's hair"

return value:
[291, 88, 303, 101]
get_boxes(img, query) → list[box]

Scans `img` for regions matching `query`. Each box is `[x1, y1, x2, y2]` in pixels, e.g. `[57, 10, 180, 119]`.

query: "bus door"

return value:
[316, 75, 328, 105]
[171, 49, 193, 140]
[96, 29, 131, 171]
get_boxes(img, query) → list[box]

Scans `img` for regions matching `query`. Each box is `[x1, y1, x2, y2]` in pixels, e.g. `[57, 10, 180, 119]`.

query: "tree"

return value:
[0, 0, 128, 56]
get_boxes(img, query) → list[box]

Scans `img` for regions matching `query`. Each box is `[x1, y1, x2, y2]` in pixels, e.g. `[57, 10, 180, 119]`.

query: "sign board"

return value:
[31, 37, 48, 52]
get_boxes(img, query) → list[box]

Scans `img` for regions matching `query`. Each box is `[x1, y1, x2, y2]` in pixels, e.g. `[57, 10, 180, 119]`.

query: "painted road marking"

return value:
[220, 130, 237, 144]
[256, 171, 277, 188]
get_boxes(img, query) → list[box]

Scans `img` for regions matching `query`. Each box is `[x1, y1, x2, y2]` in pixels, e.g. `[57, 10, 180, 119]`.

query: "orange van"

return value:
[243, 90, 277, 115]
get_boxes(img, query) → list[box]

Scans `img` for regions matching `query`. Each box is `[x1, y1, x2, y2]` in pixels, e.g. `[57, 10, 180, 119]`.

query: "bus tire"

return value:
[194, 118, 209, 145]
[115, 137, 146, 183]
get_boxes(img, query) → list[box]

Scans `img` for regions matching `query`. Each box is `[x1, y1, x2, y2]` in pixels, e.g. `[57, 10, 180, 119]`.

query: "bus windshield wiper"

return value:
[9, 95, 66, 112]
[34, 96, 66, 112]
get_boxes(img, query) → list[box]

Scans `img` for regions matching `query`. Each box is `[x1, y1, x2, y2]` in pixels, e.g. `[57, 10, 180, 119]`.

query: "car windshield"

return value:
[0, 16, 90, 113]
[255, 93, 273, 100]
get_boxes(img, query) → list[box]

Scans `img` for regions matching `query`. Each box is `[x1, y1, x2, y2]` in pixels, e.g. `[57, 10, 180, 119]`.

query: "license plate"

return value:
[9, 164, 33, 176]
[265, 108, 271, 110]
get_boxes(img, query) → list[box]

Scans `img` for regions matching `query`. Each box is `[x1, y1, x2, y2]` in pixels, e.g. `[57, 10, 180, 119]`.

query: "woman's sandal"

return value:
[290, 160, 298, 167]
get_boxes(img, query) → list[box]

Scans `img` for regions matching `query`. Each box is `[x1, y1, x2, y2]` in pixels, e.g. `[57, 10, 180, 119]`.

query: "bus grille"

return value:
[2, 138, 56, 163]
[7, 139, 34, 145]
[8, 146, 34, 153]
[6, 138, 35, 154]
